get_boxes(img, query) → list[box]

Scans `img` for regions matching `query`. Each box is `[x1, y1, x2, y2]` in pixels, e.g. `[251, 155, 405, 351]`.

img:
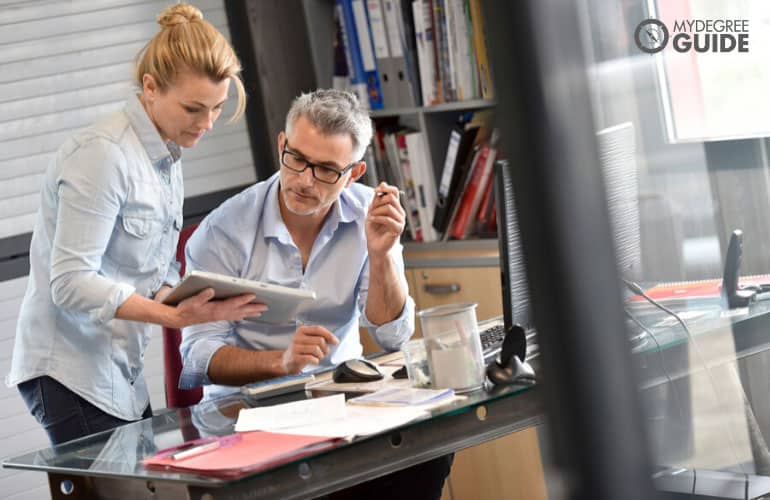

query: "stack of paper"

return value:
[234, 393, 429, 438]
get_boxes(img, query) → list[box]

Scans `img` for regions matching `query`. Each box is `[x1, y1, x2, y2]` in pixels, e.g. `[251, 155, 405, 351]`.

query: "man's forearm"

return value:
[207, 345, 287, 386]
[365, 253, 406, 325]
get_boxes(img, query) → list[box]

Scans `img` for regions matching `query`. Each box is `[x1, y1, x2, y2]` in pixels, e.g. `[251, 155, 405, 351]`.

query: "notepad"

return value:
[347, 387, 458, 408]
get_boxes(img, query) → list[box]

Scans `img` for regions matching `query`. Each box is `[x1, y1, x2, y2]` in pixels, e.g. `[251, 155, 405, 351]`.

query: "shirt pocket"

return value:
[110, 214, 161, 270]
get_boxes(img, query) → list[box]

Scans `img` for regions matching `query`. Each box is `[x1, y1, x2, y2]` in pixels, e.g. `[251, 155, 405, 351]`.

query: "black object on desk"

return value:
[486, 324, 536, 386]
[332, 359, 384, 383]
[721, 229, 757, 309]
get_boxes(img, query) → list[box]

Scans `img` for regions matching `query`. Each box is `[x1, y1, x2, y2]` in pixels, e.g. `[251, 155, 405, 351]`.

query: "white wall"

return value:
[0, 1, 256, 498]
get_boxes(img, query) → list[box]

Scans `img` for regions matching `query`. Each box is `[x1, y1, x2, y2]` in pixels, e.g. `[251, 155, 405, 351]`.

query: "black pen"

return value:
[376, 189, 406, 198]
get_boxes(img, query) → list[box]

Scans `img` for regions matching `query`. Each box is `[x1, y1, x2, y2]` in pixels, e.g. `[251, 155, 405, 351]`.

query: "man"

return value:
[179, 88, 414, 397]
[179, 89, 451, 499]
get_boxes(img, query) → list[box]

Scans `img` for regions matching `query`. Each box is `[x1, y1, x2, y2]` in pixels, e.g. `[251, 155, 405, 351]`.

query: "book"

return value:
[348, 386, 457, 407]
[468, 0, 493, 99]
[240, 373, 316, 398]
[449, 142, 497, 239]
[413, 0, 437, 106]
[405, 131, 439, 242]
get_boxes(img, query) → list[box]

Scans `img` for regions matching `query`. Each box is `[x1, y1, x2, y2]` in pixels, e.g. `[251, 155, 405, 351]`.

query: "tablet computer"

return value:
[162, 270, 316, 325]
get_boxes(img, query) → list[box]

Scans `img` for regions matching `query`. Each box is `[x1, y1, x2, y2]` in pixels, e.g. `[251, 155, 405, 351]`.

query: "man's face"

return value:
[142, 69, 230, 148]
[277, 116, 364, 217]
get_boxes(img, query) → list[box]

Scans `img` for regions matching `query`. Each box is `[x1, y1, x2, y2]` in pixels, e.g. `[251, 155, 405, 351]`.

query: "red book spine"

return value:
[449, 144, 490, 239]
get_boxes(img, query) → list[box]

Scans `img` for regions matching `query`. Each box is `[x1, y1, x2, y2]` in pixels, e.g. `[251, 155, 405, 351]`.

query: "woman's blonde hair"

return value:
[135, 3, 245, 122]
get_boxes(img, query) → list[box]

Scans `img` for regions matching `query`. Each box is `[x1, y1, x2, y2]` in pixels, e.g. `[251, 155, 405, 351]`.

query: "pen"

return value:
[376, 189, 406, 198]
[170, 434, 242, 460]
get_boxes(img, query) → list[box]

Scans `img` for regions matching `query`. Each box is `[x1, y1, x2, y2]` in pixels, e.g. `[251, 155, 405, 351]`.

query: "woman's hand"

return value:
[170, 288, 268, 328]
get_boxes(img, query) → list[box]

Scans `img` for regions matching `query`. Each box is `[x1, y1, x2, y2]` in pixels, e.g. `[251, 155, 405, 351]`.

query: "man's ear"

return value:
[346, 162, 367, 187]
[277, 131, 286, 160]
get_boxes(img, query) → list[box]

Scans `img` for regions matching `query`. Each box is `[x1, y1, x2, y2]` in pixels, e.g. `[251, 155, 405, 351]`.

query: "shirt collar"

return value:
[125, 93, 181, 168]
[262, 175, 367, 243]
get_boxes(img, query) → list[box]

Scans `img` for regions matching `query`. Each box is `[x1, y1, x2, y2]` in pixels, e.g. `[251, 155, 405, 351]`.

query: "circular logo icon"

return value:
[634, 19, 669, 54]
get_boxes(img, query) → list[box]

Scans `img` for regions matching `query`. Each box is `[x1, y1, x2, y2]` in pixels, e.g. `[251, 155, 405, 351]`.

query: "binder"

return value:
[366, 0, 405, 109]
[352, 0, 385, 109]
[332, 6, 351, 91]
[432, 123, 479, 233]
[336, 0, 370, 108]
[393, 0, 424, 107]
[381, 0, 420, 107]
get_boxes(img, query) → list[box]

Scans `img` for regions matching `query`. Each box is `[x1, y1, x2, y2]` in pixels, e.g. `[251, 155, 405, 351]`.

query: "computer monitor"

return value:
[493, 160, 530, 333]
[596, 122, 641, 281]
[492, 122, 639, 334]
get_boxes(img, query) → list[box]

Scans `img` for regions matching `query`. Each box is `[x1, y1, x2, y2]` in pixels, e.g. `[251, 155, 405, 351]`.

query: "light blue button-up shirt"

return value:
[6, 94, 184, 420]
[179, 174, 415, 401]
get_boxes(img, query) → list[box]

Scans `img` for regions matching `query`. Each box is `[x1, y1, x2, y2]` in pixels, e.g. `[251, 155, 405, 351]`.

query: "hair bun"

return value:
[157, 3, 203, 28]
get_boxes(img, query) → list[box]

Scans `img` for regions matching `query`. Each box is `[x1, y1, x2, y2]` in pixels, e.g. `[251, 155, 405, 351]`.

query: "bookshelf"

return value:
[244, 4, 546, 499]
[302, 0, 499, 244]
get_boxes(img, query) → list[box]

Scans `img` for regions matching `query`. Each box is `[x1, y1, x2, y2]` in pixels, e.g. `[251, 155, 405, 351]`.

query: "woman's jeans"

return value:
[18, 375, 151, 446]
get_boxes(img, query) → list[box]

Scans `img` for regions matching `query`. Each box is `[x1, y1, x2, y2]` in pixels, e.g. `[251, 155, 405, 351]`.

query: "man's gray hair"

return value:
[285, 89, 373, 162]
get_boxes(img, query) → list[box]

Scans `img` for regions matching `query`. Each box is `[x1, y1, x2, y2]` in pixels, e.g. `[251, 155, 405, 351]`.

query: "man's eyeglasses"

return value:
[281, 140, 357, 185]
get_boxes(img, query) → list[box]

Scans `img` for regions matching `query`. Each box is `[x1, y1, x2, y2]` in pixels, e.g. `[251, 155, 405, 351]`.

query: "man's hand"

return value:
[281, 325, 340, 374]
[170, 288, 268, 328]
[366, 182, 406, 258]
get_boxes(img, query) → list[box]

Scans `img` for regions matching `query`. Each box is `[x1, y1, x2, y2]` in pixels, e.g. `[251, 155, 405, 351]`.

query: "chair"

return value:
[162, 223, 203, 408]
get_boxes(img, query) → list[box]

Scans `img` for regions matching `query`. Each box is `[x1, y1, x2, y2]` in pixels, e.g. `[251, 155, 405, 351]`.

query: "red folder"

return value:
[143, 431, 340, 479]
[631, 274, 770, 302]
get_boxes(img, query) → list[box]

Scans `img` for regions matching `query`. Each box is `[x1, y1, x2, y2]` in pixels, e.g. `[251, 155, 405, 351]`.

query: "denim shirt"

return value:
[6, 94, 184, 420]
[179, 174, 415, 401]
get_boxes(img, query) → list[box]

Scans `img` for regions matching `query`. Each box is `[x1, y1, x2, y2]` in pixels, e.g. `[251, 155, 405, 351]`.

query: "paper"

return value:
[234, 394, 346, 432]
[275, 405, 429, 438]
[234, 393, 429, 438]
[348, 387, 456, 407]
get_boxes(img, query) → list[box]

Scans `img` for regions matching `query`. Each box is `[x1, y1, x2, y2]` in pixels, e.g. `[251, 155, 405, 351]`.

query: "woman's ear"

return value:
[142, 74, 158, 101]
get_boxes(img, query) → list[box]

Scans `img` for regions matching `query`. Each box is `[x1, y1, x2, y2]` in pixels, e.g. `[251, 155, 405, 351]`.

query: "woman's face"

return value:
[141, 69, 230, 148]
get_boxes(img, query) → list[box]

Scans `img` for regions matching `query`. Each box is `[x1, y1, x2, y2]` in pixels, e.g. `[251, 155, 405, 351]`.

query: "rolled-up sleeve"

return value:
[49, 138, 134, 325]
[162, 260, 182, 288]
[357, 244, 415, 351]
[178, 320, 232, 388]
[178, 217, 244, 388]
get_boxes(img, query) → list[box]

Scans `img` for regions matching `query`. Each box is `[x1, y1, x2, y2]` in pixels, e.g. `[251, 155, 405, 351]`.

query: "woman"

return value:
[6, 3, 266, 446]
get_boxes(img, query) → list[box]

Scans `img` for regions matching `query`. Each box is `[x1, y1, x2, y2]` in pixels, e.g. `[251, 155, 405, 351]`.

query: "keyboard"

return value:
[480, 324, 507, 363]
[480, 324, 506, 352]
[479, 322, 539, 363]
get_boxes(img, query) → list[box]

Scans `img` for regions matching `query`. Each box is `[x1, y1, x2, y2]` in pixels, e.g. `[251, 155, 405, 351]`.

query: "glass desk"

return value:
[629, 296, 770, 498]
[3, 374, 542, 499]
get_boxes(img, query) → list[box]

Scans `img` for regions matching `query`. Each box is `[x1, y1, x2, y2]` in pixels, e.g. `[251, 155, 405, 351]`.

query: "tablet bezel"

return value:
[162, 270, 316, 325]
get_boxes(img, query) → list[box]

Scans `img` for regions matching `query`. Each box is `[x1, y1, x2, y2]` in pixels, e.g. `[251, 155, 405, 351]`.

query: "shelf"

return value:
[404, 238, 500, 269]
[369, 99, 496, 118]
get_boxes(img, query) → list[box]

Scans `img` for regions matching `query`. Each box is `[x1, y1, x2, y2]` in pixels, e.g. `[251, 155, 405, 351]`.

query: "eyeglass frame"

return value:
[280, 139, 359, 185]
